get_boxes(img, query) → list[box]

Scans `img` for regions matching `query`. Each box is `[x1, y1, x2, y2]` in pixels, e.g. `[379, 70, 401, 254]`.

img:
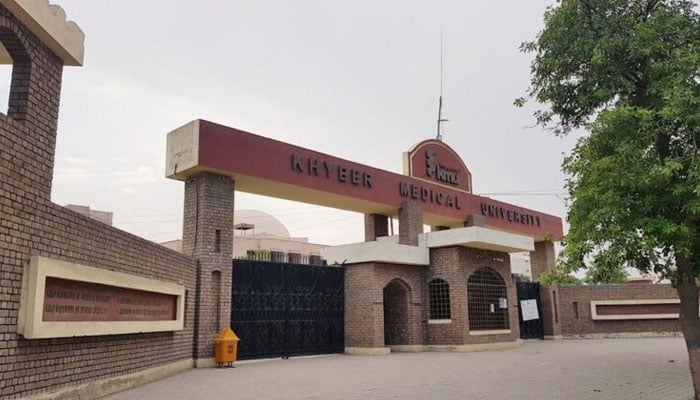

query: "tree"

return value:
[583, 263, 628, 284]
[518, 0, 700, 397]
[538, 268, 583, 285]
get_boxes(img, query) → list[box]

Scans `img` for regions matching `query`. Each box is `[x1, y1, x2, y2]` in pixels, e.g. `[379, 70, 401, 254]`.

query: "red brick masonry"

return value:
[0, 4, 197, 398]
[557, 284, 680, 337]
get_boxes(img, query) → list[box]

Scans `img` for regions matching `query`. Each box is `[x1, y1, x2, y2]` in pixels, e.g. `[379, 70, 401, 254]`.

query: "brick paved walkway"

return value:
[101, 338, 694, 400]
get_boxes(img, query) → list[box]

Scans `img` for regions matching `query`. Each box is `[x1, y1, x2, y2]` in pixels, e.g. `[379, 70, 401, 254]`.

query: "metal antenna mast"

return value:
[436, 29, 449, 141]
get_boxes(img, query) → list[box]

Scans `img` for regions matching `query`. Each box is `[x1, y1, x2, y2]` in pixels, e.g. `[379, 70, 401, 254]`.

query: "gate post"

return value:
[364, 214, 389, 241]
[539, 285, 562, 340]
[398, 201, 422, 246]
[530, 241, 555, 281]
[182, 173, 235, 367]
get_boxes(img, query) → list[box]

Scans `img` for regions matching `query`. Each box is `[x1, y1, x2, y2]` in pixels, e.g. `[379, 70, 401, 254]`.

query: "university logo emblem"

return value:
[404, 139, 471, 193]
[425, 150, 459, 185]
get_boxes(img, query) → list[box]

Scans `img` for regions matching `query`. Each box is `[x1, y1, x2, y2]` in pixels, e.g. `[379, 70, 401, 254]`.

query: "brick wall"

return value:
[364, 214, 388, 241]
[425, 247, 467, 345]
[540, 285, 562, 338]
[398, 201, 422, 246]
[343, 246, 520, 350]
[344, 263, 423, 348]
[344, 263, 382, 348]
[426, 247, 519, 345]
[0, 4, 197, 398]
[558, 284, 680, 337]
[374, 264, 423, 346]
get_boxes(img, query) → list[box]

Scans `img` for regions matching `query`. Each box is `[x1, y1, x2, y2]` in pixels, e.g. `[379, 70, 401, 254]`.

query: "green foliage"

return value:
[584, 263, 629, 284]
[244, 249, 270, 260]
[519, 0, 700, 285]
[538, 269, 583, 285]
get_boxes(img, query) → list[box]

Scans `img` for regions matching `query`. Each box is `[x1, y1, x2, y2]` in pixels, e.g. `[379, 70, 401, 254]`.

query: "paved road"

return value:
[102, 338, 694, 400]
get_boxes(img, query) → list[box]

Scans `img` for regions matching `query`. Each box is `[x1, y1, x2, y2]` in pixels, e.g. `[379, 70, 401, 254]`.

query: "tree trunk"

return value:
[676, 255, 700, 400]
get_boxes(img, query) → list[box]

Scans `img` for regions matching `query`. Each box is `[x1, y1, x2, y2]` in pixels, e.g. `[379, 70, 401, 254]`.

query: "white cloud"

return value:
[111, 166, 159, 186]
[53, 156, 98, 183]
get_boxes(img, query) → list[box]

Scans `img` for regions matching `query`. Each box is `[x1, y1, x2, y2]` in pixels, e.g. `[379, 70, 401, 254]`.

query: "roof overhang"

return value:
[419, 226, 534, 253]
[321, 242, 429, 266]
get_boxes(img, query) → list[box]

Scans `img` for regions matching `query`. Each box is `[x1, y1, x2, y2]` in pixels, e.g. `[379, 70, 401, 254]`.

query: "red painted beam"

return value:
[166, 120, 563, 241]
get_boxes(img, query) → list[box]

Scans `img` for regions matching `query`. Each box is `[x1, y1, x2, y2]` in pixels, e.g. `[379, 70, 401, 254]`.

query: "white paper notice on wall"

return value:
[499, 298, 508, 309]
[520, 299, 539, 321]
[490, 304, 495, 313]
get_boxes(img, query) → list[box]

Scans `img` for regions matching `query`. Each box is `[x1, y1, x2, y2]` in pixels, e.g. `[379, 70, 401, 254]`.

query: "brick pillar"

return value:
[464, 214, 485, 227]
[540, 285, 563, 339]
[364, 214, 389, 241]
[398, 202, 422, 246]
[182, 173, 234, 367]
[530, 241, 555, 281]
[1, 27, 64, 204]
[344, 263, 390, 354]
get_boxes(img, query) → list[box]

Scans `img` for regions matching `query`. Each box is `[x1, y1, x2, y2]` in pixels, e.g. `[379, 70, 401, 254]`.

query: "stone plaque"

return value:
[19, 256, 185, 338]
[43, 278, 177, 322]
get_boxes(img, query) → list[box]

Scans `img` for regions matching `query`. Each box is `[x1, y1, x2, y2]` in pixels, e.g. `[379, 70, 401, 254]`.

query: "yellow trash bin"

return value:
[214, 328, 240, 367]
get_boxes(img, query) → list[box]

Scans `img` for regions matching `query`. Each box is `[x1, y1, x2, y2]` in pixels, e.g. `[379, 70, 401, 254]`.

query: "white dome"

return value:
[234, 209, 290, 238]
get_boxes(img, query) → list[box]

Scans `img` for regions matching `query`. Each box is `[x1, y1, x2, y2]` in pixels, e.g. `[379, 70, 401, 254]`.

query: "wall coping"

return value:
[0, 0, 84, 65]
[321, 241, 429, 266]
[419, 226, 534, 253]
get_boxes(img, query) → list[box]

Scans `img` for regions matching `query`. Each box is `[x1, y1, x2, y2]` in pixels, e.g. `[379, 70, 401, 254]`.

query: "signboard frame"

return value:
[18, 256, 185, 339]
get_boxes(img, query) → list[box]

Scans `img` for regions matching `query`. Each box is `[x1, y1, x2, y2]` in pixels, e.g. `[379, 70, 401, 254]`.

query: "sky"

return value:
[37, 0, 580, 246]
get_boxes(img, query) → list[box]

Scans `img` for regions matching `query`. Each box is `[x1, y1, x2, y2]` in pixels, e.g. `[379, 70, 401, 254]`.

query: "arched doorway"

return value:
[383, 279, 410, 345]
[467, 268, 509, 331]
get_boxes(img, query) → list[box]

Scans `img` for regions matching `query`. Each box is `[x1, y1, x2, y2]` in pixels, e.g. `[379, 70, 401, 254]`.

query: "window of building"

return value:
[428, 278, 451, 320]
[467, 268, 509, 331]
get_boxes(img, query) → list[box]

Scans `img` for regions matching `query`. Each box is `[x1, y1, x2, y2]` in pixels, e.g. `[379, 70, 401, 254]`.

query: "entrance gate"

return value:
[516, 281, 544, 339]
[231, 260, 344, 360]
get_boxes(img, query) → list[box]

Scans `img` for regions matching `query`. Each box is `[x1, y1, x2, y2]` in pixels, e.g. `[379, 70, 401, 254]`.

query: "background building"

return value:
[161, 209, 327, 265]
[65, 204, 114, 225]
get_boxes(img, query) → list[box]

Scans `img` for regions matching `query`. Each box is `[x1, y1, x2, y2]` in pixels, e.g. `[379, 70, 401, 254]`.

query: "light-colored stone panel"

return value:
[427, 319, 452, 325]
[194, 358, 217, 368]
[18, 256, 186, 339]
[0, 0, 85, 65]
[322, 241, 429, 266]
[166, 120, 200, 179]
[388, 345, 425, 353]
[469, 329, 512, 336]
[419, 226, 534, 253]
[564, 332, 683, 339]
[345, 347, 391, 355]
[427, 340, 522, 352]
[544, 335, 563, 340]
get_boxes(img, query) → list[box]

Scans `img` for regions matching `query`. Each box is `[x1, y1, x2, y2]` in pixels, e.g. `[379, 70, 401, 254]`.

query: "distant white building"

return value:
[160, 209, 327, 265]
[510, 252, 532, 280]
